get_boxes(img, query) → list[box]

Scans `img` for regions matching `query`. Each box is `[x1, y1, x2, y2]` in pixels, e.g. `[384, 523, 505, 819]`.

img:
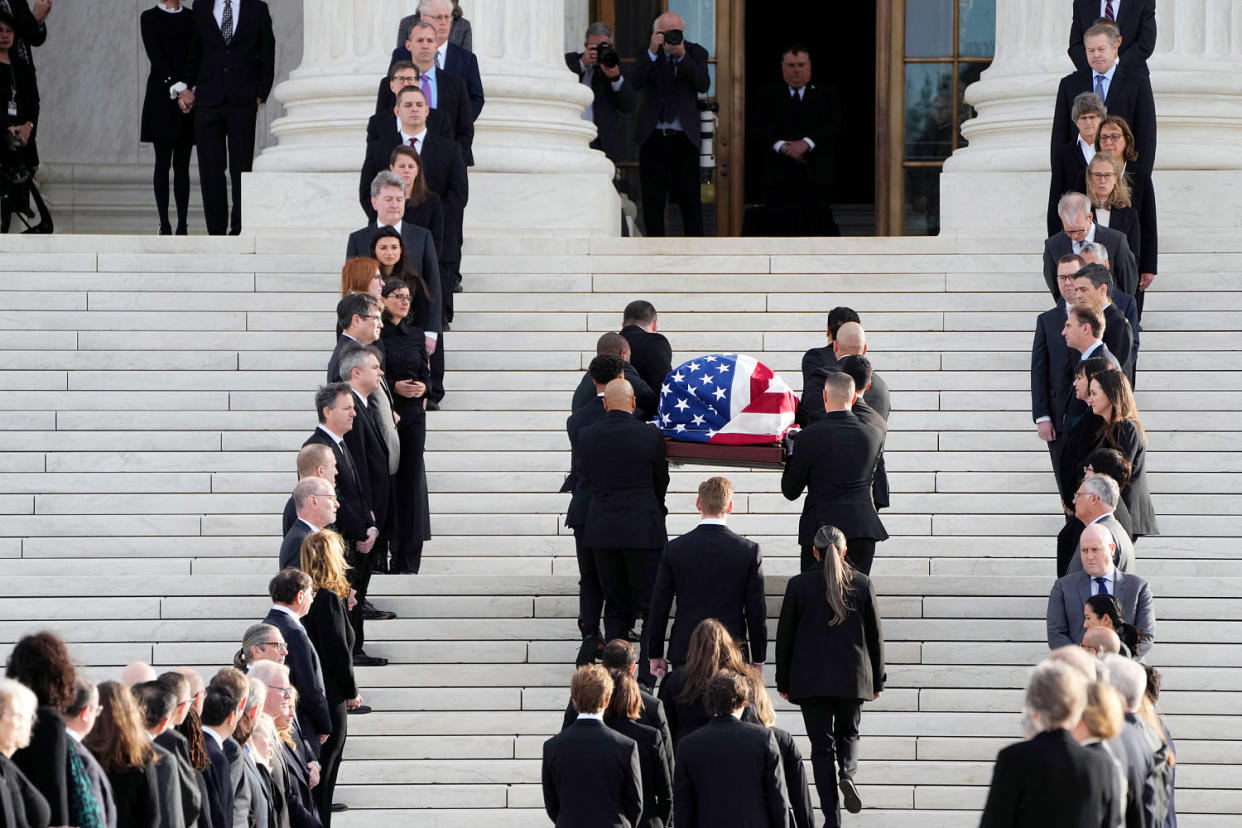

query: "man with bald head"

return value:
[577, 378, 670, 686]
[632, 10, 711, 236]
[1047, 522, 1155, 656]
[1082, 626, 1123, 656]
[798, 318, 890, 425]
[571, 331, 658, 419]
[120, 661, 158, 688]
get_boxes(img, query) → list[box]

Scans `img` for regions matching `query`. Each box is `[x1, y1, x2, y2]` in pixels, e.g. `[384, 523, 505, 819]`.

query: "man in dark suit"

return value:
[563, 355, 626, 666]
[631, 11, 710, 236]
[782, 371, 887, 574]
[376, 23, 474, 165]
[264, 569, 334, 757]
[566, 22, 637, 165]
[1063, 473, 1137, 576]
[279, 480, 337, 572]
[577, 378, 669, 686]
[1063, 303, 1121, 374]
[1047, 524, 1155, 656]
[1069, 0, 1157, 74]
[673, 671, 788, 828]
[1044, 192, 1139, 298]
[647, 476, 766, 678]
[303, 384, 387, 667]
[835, 353, 891, 511]
[153, 673, 208, 828]
[559, 640, 673, 749]
[1052, 22, 1156, 173]
[182, 0, 276, 235]
[1104, 655, 1162, 828]
[798, 306, 858, 424]
[1071, 262, 1137, 381]
[63, 678, 116, 828]
[757, 45, 842, 236]
[619, 300, 674, 397]
[1033, 254, 1087, 483]
[389, 0, 483, 120]
[1080, 243, 1141, 357]
[569, 333, 658, 420]
[200, 678, 246, 828]
[132, 682, 190, 828]
[542, 665, 642, 828]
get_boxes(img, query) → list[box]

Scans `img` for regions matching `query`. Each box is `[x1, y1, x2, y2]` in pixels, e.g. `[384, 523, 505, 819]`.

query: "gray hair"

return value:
[418, 0, 450, 15]
[338, 344, 379, 384]
[1103, 653, 1146, 710]
[293, 477, 332, 511]
[1070, 92, 1107, 122]
[244, 676, 267, 713]
[370, 170, 406, 201]
[1047, 645, 1106, 682]
[0, 678, 37, 721]
[1082, 474, 1120, 508]
[1082, 241, 1110, 265]
[234, 623, 281, 669]
[246, 660, 289, 687]
[1057, 192, 1092, 223]
[585, 22, 612, 39]
[408, 19, 436, 36]
[1025, 660, 1087, 730]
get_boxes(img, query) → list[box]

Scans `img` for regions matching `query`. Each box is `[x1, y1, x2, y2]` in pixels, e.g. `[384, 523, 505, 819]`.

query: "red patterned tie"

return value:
[1104, 0, 1115, 21]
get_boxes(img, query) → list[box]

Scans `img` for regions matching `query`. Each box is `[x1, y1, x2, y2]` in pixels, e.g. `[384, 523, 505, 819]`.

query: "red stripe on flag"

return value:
[741, 391, 798, 415]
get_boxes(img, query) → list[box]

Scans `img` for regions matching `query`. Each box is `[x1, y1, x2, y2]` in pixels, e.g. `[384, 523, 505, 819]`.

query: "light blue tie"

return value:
[1094, 74, 1106, 99]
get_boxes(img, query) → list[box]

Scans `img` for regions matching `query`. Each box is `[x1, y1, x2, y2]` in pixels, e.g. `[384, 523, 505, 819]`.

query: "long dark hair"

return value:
[1085, 594, 1148, 656]
[370, 227, 430, 301]
[814, 525, 856, 625]
[388, 144, 430, 207]
[176, 707, 209, 771]
[1091, 369, 1144, 449]
[5, 631, 76, 710]
[677, 618, 748, 705]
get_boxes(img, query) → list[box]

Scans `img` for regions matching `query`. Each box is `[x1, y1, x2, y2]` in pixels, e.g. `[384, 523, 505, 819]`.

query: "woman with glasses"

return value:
[1086, 154, 1140, 271]
[1095, 115, 1157, 315]
[380, 277, 432, 574]
[300, 528, 361, 825]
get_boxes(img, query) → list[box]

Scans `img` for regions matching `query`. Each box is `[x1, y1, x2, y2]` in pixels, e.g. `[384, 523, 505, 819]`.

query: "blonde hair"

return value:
[1081, 680, 1124, 740]
[300, 530, 351, 599]
[1087, 153, 1132, 209]
[742, 666, 776, 727]
[697, 476, 733, 515]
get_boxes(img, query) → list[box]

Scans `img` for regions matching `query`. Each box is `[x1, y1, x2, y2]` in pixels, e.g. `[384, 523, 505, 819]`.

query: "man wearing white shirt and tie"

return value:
[1042, 192, 1139, 298]
[1046, 523, 1155, 657]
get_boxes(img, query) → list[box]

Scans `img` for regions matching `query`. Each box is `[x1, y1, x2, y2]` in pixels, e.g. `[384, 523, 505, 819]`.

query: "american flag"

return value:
[658, 353, 798, 445]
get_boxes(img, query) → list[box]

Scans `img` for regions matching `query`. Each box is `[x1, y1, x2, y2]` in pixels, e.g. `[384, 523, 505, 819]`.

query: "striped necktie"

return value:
[1104, 1, 1116, 22]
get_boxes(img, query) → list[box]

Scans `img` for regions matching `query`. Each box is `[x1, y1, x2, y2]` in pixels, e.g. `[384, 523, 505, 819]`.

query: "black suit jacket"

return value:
[757, 83, 842, 190]
[106, 762, 159, 828]
[563, 395, 608, 529]
[303, 427, 373, 543]
[771, 727, 814, 828]
[343, 390, 391, 530]
[1069, 0, 1157, 74]
[279, 518, 314, 570]
[619, 325, 673, 398]
[1047, 140, 1090, 236]
[303, 588, 358, 706]
[673, 716, 787, 828]
[542, 719, 642, 828]
[797, 349, 890, 423]
[1031, 301, 1075, 428]
[373, 70, 474, 165]
[646, 524, 767, 664]
[389, 42, 484, 119]
[782, 410, 887, 544]
[1042, 224, 1139, 298]
[980, 728, 1118, 828]
[776, 568, 885, 700]
[571, 364, 658, 421]
[202, 736, 233, 828]
[1110, 418, 1158, 537]
[631, 42, 711, 147]
[1127, 166, 1158, 275]
[279, 740, 320, 828]
[10, 706, 68, 825]
[578, 410, 669, 549]
[608, 718, 672, 828]
[345, 223, 442, 334]
[154, 729, 202, 828]
[1102, 207, 1141, 280]
[851, 397, 891, 510]
[185, 0, 276, 107]
[1051, 65, 1156, 175]
[149, 740, 184, 828]
[263, 608, 333, 752]
[565, 53, 637, 163]
[1118, 716, 1158, 828]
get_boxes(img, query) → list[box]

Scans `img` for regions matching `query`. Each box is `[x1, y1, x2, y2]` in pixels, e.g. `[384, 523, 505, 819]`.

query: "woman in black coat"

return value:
[1086, 369, 1158, 538]
[389, 145, 445, 259]
[380, 277, 432, 574]
[606, 672, 672, 828]
[1047, 91, 1105, 237]
[1086, 154, 1140, 270]
[776, 525, 885, 828]
[5, 632, 76, 826]
[1056, 357, 1117, 514]
[299, 528, 359, 826]
[140, 1, 196, 234]
[0, 9, 51, 233]
[83, 682, 159, 828]
[1096, 115, 1157, 316]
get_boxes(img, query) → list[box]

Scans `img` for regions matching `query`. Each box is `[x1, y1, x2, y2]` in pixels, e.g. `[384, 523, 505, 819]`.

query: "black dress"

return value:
[381, 316, 431, 573]
[139, 4, 196, 144]
[0, 56, 39, 168]
[403, 192, 444, 258]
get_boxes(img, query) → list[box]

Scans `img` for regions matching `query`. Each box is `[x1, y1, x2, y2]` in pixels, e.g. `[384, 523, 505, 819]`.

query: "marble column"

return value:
[940, 0, 1242, 240]
[245, 0, 619, 236]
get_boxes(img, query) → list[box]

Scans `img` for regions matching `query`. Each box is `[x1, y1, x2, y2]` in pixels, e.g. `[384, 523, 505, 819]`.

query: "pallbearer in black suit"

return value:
[835, 351, 892, 511]
[566, 22, 637, 165]
[673, 671, 788, 828]
[577, 379, 670, 686]
[631, 10, 710, 236]
[279, 478, 337, 570]
[542, 665, 643, 828]
[262, 570, 333, 759]
[798, 306, 859, 425]
[605, 672, 672, 828]
[569, 333, 658, 421]
[619, 301, 674, 400]
[182, 0, 276, 235]
[140, 1, 197, 235]
[979, 660, 1118, 828]
[757, 44, 842, 236]
[782, 371, 887, 574]
[776, 525, 885, 827]
[563, 355, 626, 666]
[1068, 0, 1157, 75]
[646, 476, 766, 679]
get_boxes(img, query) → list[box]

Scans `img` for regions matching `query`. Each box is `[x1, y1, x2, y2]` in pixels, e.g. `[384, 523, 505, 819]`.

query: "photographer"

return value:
[0, 8, 50, 233]
[565, 22, 634, 167]
[631, 11, 710, 237]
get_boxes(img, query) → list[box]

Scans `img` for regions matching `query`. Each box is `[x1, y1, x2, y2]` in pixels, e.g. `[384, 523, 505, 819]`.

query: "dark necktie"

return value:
[222, 0, 234, 43]
[408, 136, 419, 152]
[1095, 576, 1110, 595]
[66, 742, 104, 828]
[1104, 1, 1116, 22]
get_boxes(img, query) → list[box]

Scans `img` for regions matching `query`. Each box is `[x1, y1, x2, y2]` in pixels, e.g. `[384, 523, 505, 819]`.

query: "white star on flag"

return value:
[687, 362, 700, 372]
[717, 363, 730, 374]
[691, 414, 705, 425]
[674, 397, 690, 412]
[674, 423, 685, 432]
[713, 387, 727, 400]
[700, 374, 714, 386]
[705, 429, 716, 439]
[661, 383, 671, 396]
[704, 355, 717, 362]
[672, 371, 685, 383]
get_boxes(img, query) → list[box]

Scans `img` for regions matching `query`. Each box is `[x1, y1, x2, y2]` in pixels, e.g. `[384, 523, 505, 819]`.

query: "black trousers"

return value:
[594, 545, 660, 683]
[440, 259, 459, 325]
[390, 410, 429, 573]
[801, 538, 877, 575]
[429, 334, 446, 404]
[314, 699, 348, 825]
[345, 541, 372, 654]
[638, 130, 703, 237]
[573, 527, 604, 641]
[799, 696, 863, 828]
[764, 176, 840, 236]
[194, 102, 257, 234]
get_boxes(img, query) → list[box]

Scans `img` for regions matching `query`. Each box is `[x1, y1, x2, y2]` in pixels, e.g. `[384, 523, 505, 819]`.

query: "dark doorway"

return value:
[742, 1, 876, 235]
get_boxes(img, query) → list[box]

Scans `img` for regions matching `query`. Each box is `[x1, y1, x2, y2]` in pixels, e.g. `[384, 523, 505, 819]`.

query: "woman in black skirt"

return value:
[380, 277, 432, 573]
[140, 0, 196, 234]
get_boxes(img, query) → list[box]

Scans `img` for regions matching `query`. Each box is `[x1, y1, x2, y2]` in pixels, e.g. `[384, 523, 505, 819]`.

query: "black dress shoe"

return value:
[174, 224, 188, 236]
[158, 223, 172, 236]
[425, 399, 441, 411]
[452, 282, 464, 293]
[331, 803, 349, 812]
[839, 777, 863, 813]
[442, 321, 451, 331]
[352, 653, 389, 667]
[362, 606, 397, 621]
[346, 704, 373, 715]
[575, 636, 603, 668]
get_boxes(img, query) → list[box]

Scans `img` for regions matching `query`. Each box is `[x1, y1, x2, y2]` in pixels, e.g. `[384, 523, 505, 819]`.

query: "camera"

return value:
[593, 41, 620, 69]
[662, 29, 684, 46]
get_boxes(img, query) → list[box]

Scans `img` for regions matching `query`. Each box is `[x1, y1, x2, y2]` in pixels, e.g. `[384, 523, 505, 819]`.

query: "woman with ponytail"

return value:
[776, 524, 885, 827]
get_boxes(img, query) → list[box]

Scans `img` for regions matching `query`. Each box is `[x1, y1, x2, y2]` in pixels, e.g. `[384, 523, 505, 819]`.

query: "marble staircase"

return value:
[0, 233, 1239, 826]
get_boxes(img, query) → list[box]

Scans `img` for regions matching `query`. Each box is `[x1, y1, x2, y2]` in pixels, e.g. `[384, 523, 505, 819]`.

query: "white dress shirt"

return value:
[212, 0, 239, 32]
[1090, 566, 1117, 596]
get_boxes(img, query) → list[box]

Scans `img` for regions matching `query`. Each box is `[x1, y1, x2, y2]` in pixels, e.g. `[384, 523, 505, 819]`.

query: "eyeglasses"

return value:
[391, 75, 419, 84]
[425, 14, 451, 21]
[310, 492, 338, 503]
[1098, 133, 1124, 143]
[260, 641, 289, 652]
[264, 684, 294, 699]
[389, 293, 412, 302]
[360, 313, 382, 321]
[1089, 172, 1115, 180]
